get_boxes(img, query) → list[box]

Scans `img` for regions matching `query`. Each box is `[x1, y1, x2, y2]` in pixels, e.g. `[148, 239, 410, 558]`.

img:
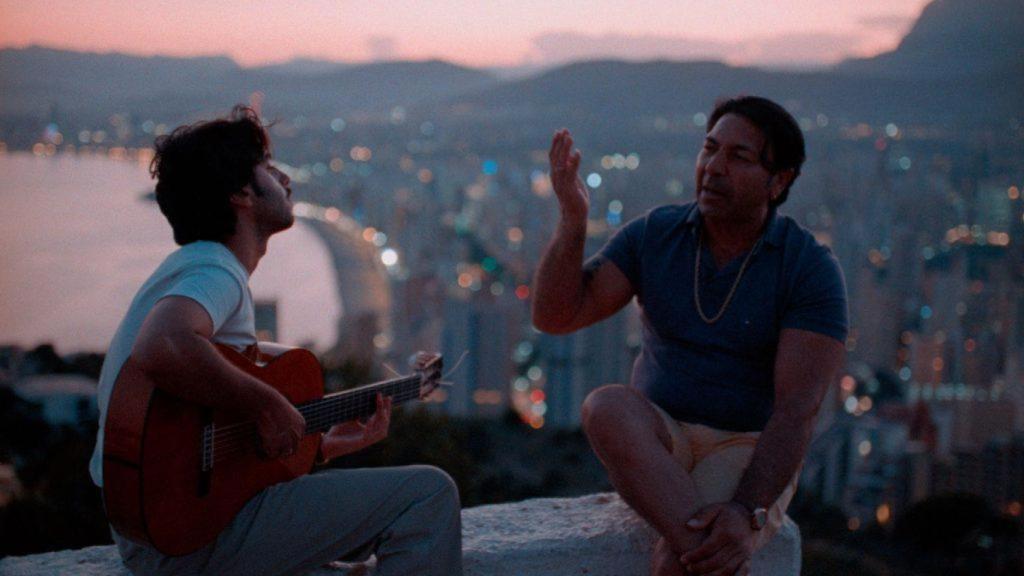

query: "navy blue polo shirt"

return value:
[597, 202, 848, 432]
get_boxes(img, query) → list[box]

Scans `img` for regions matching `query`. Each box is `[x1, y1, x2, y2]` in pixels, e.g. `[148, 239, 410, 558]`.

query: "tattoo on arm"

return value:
[583, 255, 605, 284]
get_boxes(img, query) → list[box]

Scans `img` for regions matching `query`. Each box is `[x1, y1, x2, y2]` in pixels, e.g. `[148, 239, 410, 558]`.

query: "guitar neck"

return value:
[297, 375, 422, 434]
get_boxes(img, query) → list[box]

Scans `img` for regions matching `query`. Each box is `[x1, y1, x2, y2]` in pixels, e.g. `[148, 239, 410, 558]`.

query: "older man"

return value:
[532, 96, 847, 576]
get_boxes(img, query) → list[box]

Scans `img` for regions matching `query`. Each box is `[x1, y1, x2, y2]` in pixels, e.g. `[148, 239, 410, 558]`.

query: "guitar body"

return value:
[103, 345, 323, 556]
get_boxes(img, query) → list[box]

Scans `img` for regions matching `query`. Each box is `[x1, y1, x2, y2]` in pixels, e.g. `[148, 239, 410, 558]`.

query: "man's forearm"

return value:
[730, 331, 844, 511]
[730, 410, 815, 511]
[532, 219, 588, 332]
[135, 331, 279, 416]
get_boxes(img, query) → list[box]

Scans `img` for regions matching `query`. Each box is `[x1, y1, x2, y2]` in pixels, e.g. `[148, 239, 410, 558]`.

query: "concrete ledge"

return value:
[462, 493, 801, 576]
[0, 493, 800, 575]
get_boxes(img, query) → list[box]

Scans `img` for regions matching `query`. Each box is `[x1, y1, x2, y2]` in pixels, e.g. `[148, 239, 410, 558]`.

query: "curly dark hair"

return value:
[707, 96, 805, 208]
[150, 105, 271, 245]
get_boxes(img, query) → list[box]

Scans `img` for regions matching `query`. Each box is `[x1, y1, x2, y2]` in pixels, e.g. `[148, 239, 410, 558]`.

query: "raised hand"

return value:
[320, 393, 393, 462]
[548, 128, 589, 224]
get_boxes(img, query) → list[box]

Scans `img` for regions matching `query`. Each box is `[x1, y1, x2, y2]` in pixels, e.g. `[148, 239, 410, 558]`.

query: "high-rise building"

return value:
[933, 436, 1024, 511]
[254, 299, 278, 342]
[539, 307, 636, 428]
[440, 292, 516, 418]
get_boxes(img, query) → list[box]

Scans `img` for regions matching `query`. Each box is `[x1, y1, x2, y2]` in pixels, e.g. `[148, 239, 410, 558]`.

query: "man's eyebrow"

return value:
[703, 136, 758, 155]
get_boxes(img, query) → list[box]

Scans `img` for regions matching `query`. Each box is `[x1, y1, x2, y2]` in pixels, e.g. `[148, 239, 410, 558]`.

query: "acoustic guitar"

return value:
[102, 344, 443, 556]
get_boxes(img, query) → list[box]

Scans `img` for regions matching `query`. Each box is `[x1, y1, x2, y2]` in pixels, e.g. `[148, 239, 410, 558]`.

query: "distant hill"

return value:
[0, 46, 240, 120]
[0, 47, 497, 123]
[839, 0, 1024, 79]
[0, 46, 239, 86]
[439, 57, 1019, 126]
[437, 0, 1023, 126]
[225, 60, 497, 119]
[246, 58, 353, 76]
[1, 0, 1020, 128]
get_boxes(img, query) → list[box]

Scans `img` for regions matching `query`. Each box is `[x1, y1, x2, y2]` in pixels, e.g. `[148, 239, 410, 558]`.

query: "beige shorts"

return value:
[651, 403, 800, 550]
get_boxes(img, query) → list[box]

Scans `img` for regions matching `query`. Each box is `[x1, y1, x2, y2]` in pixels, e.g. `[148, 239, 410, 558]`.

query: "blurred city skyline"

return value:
[0, 0, 929, 69]
[2, 0, 1023, 569]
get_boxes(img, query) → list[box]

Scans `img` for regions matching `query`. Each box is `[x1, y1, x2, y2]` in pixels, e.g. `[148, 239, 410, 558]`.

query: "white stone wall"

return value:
[0, 493, 800, 575]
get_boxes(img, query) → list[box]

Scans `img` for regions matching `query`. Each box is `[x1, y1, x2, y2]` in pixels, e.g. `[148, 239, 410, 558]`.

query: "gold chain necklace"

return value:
[694, 230, 762, 324]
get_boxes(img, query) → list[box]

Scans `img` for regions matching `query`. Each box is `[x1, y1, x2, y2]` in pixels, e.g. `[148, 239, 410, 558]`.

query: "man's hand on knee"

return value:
[679, 502, 754, 575]
[650, 536, 688, 576]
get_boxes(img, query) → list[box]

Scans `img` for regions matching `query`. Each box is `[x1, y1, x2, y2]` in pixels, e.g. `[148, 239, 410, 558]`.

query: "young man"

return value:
[533, 96, 848, 576]
[88, 106, 462, 575]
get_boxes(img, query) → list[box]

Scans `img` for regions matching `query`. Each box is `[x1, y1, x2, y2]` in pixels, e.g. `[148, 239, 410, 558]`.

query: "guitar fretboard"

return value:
[202, 367, 435, 472]
[297, 375, 422, 434]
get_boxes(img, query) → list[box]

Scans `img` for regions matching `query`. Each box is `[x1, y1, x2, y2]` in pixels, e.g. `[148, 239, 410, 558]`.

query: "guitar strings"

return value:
[211, 375, 417, 434]
[442, 350, 470, 382]
[215, 377, 417, 437]
[208, 385, 414, 452]
[209, 352, 450, 441]
[209, 375, 419, 439]
[208, 387, 423, 462]
[208, 381, 418, 451]
[207, 399, 419, 461]
[204, 356, 448, 459]
[209, 388, 422, 461]
[204, 356, 449, 462]
[207, 382, 423, 456]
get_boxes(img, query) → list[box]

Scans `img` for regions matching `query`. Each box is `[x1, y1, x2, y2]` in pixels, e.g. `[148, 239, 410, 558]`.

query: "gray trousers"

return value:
[111, 465, 463, 576]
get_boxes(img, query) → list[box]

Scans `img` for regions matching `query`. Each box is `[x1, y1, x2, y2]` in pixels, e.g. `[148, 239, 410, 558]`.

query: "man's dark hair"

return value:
[150, 105, 271, 245]
[707, 96, 805, 207]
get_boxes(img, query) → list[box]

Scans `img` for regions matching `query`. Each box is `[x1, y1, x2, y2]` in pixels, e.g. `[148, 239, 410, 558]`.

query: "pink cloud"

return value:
[529, 30, 871, 69]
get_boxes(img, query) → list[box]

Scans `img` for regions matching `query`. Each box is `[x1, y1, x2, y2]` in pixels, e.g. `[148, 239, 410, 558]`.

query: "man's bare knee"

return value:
[581, 384, 632, 434]
[582, 384, 673, 453]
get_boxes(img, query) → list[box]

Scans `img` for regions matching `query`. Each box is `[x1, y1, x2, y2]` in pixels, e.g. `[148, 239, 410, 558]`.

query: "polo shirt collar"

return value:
[763, 209, 785, 247]
[686, 203, 785, 248]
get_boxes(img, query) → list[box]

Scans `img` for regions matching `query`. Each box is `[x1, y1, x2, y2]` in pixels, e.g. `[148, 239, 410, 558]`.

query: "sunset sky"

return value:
[0, 0, 931, 69]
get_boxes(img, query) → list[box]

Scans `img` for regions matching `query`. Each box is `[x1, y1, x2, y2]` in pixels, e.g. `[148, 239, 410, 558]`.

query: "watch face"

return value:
[752, 508, 769, 530]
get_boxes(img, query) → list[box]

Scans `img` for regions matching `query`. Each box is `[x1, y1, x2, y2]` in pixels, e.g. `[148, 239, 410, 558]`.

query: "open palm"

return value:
[548, 129, 589, 222]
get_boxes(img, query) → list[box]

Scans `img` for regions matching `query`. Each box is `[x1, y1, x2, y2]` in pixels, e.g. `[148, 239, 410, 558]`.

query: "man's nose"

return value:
[704, 151, 727, 176]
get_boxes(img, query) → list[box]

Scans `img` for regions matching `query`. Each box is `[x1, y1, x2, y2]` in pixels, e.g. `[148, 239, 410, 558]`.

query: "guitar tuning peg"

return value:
[408, 351, 437, 369]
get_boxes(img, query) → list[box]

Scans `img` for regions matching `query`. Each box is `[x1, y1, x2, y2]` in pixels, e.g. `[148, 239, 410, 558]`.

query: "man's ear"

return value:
[768, 169, 795, 203]
[230, 185, 255, 209]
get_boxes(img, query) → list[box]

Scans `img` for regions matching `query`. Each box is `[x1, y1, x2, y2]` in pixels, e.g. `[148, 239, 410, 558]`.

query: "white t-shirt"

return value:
[89, 241, 256, 487]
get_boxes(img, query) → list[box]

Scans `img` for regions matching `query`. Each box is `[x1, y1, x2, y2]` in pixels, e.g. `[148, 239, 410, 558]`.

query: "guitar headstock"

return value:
[411, 352, 444, 400]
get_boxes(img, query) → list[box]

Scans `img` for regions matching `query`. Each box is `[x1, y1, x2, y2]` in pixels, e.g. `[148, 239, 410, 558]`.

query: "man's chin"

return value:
[272, 214, 296, 234]
[697, 195, 726, 215]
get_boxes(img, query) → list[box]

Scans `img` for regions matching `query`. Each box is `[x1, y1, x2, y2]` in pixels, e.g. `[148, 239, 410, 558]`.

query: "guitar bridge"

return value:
[201, 424, 214, 472]
[198, 416, 213, 497]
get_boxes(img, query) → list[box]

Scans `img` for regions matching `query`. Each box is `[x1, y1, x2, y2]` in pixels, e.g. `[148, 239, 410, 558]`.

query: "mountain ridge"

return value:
[0, 0, 1019, 125]
[838, 0, 1024, 78]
